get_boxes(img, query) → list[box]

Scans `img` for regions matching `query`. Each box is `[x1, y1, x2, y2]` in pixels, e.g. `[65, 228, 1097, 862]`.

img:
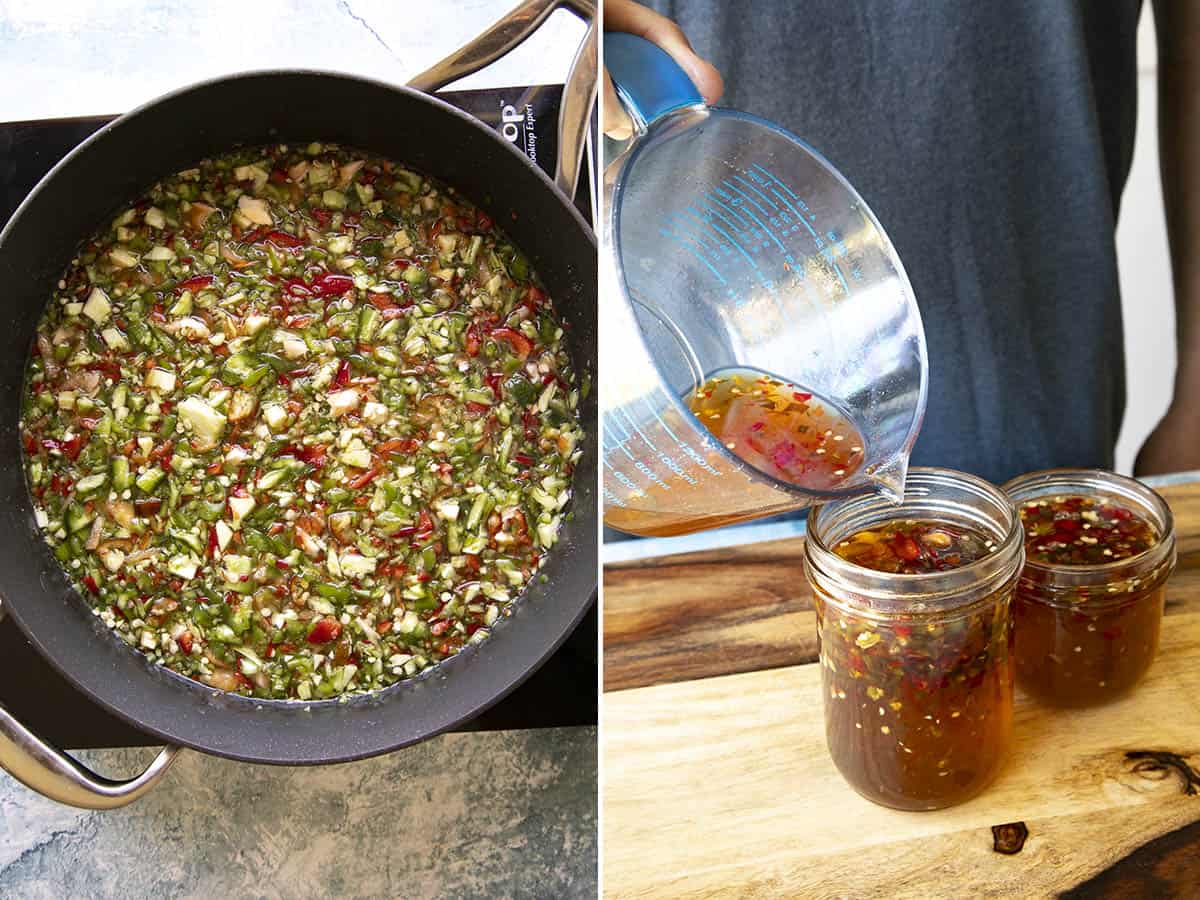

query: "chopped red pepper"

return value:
[307, 617, 342, 644]
[415, 509, 435, 541]
[312, 273, 355, 297]
[261, 230, 305, 249]
[332, 359, 351, 389]
[491, 327, 533, 359]
[175, 274, 215, 293]
[377, 438, 417, 456]
[347, 467, 379, 490]
[465, 324, 481, 357]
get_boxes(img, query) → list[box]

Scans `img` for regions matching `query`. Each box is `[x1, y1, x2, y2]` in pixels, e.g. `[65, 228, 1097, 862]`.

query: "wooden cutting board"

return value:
[603, 479, 1200, 898]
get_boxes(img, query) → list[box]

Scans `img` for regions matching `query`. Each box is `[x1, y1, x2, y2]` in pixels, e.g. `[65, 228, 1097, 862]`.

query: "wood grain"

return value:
[604, 480, 1200, 692]
[602, 612, 1200, 898]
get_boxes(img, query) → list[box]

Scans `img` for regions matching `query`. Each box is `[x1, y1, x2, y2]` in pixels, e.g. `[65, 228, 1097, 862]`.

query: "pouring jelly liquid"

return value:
[604, 368, 870, 536]
[687, 368, 866, 490]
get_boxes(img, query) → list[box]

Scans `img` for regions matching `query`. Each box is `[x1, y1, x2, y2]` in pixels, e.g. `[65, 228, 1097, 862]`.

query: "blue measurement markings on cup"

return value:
[604, 393, 723, 505]
[657, 163, 856, 300]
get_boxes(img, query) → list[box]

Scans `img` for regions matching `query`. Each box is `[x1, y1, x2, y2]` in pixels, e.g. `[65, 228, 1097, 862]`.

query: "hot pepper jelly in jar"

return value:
[803, 468, 1024, 810]
[1003, 470, 1176, 708]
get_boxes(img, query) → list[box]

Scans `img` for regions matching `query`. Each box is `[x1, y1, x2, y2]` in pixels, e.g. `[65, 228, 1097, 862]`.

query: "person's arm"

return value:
[1136, 0, 1200, 475]
[602, 0, 725, 139]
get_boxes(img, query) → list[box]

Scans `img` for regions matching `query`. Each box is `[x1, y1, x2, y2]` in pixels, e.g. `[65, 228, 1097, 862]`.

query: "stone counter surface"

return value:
[0, 727, 597, 898]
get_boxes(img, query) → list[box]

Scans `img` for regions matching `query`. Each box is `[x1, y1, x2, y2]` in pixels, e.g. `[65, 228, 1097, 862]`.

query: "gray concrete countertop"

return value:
[0, 2, 596, 897]
[0, 728, 597, 898]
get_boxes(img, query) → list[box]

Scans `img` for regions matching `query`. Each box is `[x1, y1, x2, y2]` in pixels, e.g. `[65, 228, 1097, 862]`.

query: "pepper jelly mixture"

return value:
[22, 144, 583, 701]
[1015, 494, 1165, 706]
[1019, 495, 1157, 566]
[686, 368, 863, 489]
[819, 519, 1011, 809]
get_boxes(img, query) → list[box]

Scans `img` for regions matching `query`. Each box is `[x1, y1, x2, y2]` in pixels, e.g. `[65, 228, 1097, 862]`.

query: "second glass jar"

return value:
[1003, 469, 1176, 708]
[804, 468, 1025, 811]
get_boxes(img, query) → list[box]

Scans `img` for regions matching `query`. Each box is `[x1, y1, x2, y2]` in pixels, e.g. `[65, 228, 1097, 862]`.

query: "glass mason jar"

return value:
[1002, 469, 1176, 708]
[803, 468, 1025, 811]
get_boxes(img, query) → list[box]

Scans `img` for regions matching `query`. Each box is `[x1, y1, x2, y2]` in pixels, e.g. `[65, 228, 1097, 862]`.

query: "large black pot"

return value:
[0, 68, 596, 797]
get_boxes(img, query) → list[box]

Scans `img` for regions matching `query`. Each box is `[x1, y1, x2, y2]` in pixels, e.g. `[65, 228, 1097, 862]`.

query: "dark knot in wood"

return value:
[991, 821, 1029, 854]
[1124, 751, 1200, 795]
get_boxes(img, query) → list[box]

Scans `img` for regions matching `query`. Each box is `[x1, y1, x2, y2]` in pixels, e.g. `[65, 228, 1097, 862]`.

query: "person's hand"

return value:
[603, 0, 725, 139]
[1134, 401, 1200, 476]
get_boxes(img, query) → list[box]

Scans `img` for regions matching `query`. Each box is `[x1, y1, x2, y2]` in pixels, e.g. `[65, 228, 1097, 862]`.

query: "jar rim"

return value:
[805, 467, 1025, 611]
[1000, 468, 1175, 579]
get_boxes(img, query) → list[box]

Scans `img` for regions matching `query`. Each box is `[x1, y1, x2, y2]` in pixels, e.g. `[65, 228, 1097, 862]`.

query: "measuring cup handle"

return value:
[604, 32, 705, 131]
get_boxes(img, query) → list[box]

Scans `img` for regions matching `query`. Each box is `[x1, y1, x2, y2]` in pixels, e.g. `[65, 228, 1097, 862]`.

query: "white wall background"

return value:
[1114, 6, 1176, 473]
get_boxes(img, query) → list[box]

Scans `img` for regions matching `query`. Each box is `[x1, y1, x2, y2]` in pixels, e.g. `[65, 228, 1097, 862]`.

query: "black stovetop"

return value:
[0, 84, 596, 748]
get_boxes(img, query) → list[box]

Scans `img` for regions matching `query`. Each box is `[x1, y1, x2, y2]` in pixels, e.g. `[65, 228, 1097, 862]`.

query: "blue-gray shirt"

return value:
[648, 0, 1141, 484]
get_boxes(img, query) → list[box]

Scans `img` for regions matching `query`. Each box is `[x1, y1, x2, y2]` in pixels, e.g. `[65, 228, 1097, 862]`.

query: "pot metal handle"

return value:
[408, 0, 596, 198]
[0, 603, 180, 809]
[0, 705, 180, 809]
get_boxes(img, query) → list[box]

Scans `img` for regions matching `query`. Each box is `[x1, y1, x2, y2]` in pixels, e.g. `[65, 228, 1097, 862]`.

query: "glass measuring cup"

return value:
[601, 33, 928, 537]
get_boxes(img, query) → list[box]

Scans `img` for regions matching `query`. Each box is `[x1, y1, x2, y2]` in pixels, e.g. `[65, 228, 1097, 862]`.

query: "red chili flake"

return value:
[465, 401, 491, 416]
[83, 575, 99, 595]
[207, 525, 220, 559]
[307, 617, 342, 644]
[513, 453, 534, 467]
[311, 208, 333, 227]
[430, 620, 450, 637]
[793, 391, 812, 402]
[269, 168, 288, 185]
[224, 592, 239, 606]
[178, 632, 194, 655]
[377, 620, 392, 635]
[175, 274, 214, 293]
